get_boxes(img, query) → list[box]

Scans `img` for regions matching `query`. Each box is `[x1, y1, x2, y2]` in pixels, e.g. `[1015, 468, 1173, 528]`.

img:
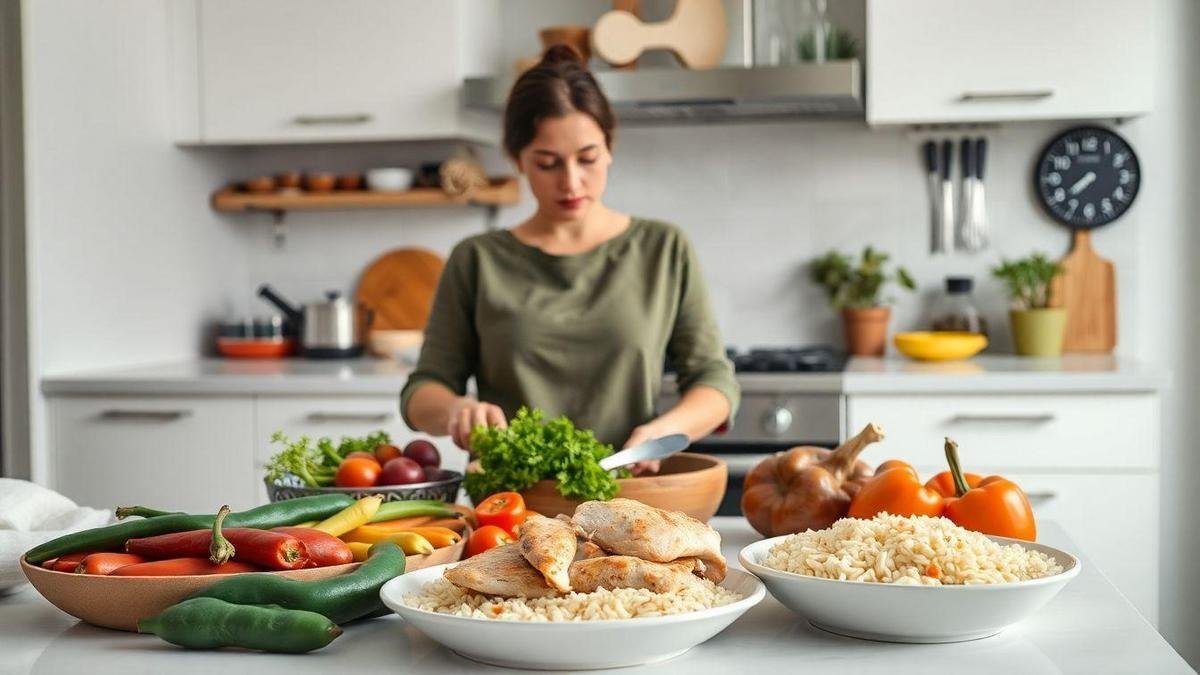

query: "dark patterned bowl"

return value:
[265, 470, 463, 503]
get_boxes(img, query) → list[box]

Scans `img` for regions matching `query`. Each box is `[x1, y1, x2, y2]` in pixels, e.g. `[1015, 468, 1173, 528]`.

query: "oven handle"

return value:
[720, 454, 773, 476]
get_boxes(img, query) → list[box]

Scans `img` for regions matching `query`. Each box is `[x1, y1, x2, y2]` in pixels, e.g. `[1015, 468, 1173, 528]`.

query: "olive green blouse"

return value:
[399, 218, 739, 447]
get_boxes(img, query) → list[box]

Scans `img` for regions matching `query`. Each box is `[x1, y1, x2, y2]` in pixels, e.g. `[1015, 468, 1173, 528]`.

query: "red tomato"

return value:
[474, 492, 527, 537]
[344, 452, 381, 467]
[335, 457, 382, 488]
[466, 525, 514, 558]
[375, 444, 403, 464]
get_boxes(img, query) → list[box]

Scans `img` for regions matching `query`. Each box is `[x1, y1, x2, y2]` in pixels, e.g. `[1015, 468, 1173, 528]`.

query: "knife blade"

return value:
[923, 141, 941, 254]
[599, 433, 690, 471]
[972, 137, 989, 250]
[957, 137, 974, 251]
[938, 140, 954, 254]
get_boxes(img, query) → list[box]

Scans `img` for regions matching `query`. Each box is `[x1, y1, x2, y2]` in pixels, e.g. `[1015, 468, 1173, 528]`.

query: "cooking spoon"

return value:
[599, 433, 690, 471]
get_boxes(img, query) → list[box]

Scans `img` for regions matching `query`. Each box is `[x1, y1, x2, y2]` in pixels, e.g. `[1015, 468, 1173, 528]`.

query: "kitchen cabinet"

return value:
[49, 396, 256, 513]
[865, 0, 1153, 125]
[170, 0, 501, 144]
[253, 396, 463, 504]
[846, 391, 1160, 624]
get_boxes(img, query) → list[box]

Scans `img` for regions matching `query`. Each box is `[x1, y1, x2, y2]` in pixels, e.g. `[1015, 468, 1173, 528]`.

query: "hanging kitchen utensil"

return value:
[923, 141, 941, 255]
[972, 137, 989, 251]
[355, 247, 445, 332]
[937, 140, 954, 254]
[956, 137, 974, 252]
[257, 285, 367, 359]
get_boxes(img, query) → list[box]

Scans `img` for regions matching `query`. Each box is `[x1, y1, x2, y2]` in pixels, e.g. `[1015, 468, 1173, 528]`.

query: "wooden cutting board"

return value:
[592, 0, 726, 69]
[355, 248, 445, 331]
[1049, 230, 1116, 353]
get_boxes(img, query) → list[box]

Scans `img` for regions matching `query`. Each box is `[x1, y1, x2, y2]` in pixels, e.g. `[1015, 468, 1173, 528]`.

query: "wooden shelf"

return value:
[211, 177, 519, 213]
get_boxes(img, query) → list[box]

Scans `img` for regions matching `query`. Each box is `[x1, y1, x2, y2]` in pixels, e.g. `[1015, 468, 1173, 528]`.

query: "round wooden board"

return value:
[355, 248, 445, 331]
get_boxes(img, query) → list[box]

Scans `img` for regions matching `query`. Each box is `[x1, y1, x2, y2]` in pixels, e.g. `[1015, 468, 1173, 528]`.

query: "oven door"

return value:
[687, 441, 835, 517]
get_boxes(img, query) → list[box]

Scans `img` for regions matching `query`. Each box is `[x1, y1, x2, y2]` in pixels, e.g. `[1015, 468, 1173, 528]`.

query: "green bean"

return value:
[138, 598, 341, 653]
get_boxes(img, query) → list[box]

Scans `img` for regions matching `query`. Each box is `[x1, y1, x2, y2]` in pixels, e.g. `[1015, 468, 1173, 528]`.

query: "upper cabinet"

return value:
[170, 0, 501, 145]
[865, 0, 1153, 126]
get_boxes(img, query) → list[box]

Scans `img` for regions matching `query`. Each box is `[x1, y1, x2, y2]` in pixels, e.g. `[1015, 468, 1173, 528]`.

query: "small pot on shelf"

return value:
[1009, 308, 1067, 356]
[841, 306, 891, 357]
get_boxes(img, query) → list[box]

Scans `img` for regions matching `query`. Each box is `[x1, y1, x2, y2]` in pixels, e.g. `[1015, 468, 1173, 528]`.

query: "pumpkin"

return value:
[740, 423, 883, 537]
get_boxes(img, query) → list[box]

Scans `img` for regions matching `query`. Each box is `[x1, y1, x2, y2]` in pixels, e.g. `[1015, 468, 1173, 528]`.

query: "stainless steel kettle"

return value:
[257, 284, 368, 358]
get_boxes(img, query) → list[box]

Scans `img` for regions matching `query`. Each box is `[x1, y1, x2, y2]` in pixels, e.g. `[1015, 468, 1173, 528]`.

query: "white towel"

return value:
[0, 479, 114, 592]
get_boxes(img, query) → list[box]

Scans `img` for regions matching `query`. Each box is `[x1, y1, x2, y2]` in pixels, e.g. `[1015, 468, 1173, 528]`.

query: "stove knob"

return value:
[762, 406, 793, 435]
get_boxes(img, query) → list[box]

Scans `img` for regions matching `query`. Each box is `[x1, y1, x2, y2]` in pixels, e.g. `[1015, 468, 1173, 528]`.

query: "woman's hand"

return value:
[446, 398, 507, 451]
[622, 424, 664, 476]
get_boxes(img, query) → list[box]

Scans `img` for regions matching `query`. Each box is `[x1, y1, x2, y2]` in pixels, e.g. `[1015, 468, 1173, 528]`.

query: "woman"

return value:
[400, 46, 739, 473]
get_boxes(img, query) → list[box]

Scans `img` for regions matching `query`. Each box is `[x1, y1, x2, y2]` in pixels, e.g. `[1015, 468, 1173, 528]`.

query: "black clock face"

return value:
[1035, 126, 1140, 229]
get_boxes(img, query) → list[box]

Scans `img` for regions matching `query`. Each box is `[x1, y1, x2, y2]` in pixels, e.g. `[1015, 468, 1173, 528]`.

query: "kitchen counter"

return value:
[0, 519, 1189, 675]
[41, 354, 1165, 396]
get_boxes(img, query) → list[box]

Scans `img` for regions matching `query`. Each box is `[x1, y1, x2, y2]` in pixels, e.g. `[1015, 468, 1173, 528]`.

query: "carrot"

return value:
[271, 527, 353, 567]
[109, 558, 260, 576]
[75, 553, 147, 575]
[49, 552, 94, 572]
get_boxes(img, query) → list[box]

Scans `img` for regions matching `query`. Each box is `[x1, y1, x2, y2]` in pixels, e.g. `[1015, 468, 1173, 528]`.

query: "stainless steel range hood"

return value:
[462, 60, 862, 124]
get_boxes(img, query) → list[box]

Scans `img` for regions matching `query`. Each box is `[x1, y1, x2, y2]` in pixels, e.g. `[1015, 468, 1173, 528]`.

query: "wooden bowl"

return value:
[519, 453, 727, 522]
[21, 534, 466, 632]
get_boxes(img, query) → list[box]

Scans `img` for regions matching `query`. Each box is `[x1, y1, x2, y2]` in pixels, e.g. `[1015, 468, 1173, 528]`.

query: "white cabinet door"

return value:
[866, 0, 1153, 124]
[196, 0, 461, 143]
[253, 396, 464, 504]
[51, 396, 256, 513]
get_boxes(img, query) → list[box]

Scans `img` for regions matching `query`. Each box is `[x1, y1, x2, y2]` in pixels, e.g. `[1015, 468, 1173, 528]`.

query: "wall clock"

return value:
[1034, 126, 1140, 228]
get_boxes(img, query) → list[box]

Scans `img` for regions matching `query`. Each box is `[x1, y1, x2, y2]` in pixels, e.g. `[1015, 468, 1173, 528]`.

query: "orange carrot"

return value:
[108, 557, 259, 576]
[75, 553, 147, 575]
[49, 552, 93, 572]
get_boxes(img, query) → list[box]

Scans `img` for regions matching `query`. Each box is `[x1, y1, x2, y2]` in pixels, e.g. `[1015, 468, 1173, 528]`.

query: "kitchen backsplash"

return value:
[220, 119, 1142, 356]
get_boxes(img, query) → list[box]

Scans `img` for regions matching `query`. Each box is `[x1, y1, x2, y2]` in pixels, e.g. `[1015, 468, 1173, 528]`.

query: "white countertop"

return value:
[40, 354, 1165, 397]
[0, 518, 1189, 674]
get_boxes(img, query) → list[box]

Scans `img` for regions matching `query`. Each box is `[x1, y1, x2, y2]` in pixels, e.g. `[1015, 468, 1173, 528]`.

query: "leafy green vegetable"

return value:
[464, 407, 628, 502]
[264, 430, 393, 487]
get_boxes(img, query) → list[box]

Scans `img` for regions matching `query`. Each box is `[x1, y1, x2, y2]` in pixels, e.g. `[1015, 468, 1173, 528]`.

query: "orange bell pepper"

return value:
[940, 438, 1037, 541]
[924, 469, 983, 498]
[847, 460, 944, 519]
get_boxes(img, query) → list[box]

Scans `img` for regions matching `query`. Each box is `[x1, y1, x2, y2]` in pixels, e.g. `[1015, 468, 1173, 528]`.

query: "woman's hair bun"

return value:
[539, 44, 585, 68]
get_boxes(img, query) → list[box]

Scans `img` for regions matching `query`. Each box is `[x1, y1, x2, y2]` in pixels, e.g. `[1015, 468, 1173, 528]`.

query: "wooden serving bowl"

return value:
[21, 534, 467, 632]
[519, 453, 727, 522]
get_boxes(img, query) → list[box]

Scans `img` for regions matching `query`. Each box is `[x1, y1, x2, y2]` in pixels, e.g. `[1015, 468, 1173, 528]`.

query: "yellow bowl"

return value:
[893, 331, 987, 361]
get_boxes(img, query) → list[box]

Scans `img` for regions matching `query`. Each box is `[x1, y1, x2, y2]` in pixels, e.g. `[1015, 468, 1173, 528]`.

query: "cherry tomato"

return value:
[375, 443, 403, 464]
[335, 457, 382, 488]
[344, 451, 381, 467]
[466, 525, 514, 558]
[475, 492, 527, 537]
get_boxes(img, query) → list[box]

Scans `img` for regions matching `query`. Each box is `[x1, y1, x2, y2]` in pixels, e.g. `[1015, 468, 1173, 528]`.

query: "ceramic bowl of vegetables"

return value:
[464, 408, 728, 522]
[263, 430, 463, 503]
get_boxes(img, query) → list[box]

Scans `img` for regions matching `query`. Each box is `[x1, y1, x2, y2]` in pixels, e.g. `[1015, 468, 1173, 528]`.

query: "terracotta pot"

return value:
[1009, 308, 1067, 356]
[841, 306, 891, 356]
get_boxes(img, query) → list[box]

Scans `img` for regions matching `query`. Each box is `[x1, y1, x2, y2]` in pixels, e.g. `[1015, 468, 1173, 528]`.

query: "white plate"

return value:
[739, 534, 1080, 643]
[380, 563, 765, 670]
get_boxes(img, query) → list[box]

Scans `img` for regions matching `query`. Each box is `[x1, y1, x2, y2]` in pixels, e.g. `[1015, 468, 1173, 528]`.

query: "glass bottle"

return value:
[932, 276, 988, 336]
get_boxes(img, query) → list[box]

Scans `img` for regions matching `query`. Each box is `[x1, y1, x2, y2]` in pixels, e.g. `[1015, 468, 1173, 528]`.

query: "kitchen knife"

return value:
[957, 137, 974, 251]
[973, 137, 989, 250]
[938, 140, 954, 254]
[599, 433, 690, 471]
[924, 141, 941, 255]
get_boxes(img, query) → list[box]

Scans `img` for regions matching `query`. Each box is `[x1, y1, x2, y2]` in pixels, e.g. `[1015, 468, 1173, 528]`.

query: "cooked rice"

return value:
[403, 577, 742, 621]
[763, 513, 1063, 585]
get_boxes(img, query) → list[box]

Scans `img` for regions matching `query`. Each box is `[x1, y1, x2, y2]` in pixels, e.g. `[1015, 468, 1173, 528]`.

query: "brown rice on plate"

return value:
[403, 578, 742, 621]
[763, 513, 1063, 585]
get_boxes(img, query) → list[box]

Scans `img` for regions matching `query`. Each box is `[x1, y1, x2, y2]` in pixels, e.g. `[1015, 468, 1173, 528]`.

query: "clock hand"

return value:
[1069, 171, 1097, 195]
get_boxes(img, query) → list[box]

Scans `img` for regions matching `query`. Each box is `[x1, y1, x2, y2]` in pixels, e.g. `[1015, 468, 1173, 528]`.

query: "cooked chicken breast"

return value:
[518, 515, 577, 592]
[443, 543, 558, 598]
[568, 555, 709, 594]
[571, 498, 727, 582]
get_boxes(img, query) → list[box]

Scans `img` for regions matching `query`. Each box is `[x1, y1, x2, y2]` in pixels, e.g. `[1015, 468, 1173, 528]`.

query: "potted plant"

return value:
[991, 253, 1066, 356]
[810, 247, 915, 356]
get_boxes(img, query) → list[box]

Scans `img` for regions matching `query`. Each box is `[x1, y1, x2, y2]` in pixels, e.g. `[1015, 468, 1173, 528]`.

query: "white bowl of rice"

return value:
[380, 562, 765, 670]
[737, 513, 1080, 644]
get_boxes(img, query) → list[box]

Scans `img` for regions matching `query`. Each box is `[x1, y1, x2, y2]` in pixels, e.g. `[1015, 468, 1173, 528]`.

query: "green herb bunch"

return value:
[264, 429, 392, 487]
[991, 253, 1063, 309]
[464, 407, 627, 503]
[809, 246, 916, 310]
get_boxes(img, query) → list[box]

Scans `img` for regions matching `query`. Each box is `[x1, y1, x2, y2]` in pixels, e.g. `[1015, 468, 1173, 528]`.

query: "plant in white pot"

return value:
[810, 247, 915, 356]
[991, 253, 1066, 356]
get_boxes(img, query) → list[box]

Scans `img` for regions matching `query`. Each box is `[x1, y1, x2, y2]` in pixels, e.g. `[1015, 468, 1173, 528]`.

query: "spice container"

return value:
[931, 276, 988, 336]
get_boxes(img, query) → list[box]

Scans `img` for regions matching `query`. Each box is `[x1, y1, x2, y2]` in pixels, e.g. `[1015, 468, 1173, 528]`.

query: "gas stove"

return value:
[727, 345, 846, 373]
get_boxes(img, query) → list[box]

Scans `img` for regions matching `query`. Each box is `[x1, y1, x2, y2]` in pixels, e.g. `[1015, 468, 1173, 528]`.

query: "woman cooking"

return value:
[400, 46, 739, 474]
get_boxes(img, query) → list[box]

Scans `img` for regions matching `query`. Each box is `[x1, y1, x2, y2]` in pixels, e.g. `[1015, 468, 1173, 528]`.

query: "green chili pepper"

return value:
[188, 541, 405, 623]
[138, 598, 341, 653]
[25, 495, 355, 564]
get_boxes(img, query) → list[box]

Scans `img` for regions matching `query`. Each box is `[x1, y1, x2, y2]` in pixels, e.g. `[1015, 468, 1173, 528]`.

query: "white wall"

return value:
[21, 0, 250, 480]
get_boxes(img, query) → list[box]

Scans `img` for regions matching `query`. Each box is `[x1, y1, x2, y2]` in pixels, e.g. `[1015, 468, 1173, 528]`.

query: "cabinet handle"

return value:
[959, 89, 1054, 102]
[950, 413, 1056, 424]
[306, 412, 392, 423]
[291, 113, 372, 125]
[1025, 490, 1058, 503]
[99, 410, 191, 422]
